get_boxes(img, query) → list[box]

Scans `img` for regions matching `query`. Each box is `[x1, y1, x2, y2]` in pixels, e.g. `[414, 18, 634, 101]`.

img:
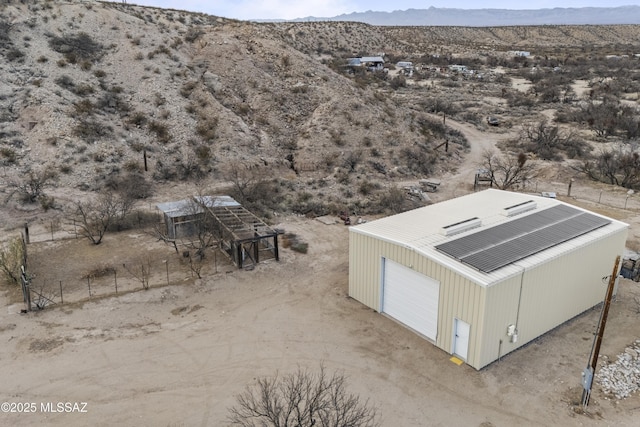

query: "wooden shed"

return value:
[157, 196, 280, 269]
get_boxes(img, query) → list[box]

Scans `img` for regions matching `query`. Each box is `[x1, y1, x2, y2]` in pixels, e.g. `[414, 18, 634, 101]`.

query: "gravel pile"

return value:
[596, 340, 640, 399]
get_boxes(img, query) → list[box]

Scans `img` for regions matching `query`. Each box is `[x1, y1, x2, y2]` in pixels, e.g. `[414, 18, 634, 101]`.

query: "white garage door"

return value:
[382, 259, 440, 341]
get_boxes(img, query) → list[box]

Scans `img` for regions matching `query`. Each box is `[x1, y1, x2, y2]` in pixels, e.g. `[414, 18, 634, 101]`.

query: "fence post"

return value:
[114, 270, 118, 294]
[164, 260, 168, 285]
[59, 281, 63, 304]
[87, 277, 91, 298]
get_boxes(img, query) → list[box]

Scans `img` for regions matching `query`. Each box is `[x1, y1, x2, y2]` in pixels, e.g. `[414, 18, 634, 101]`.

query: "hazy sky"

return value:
[115, 1, 640, 20]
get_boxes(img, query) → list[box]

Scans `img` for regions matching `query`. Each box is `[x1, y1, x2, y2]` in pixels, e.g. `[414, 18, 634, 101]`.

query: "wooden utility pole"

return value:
[581, 255, 620, 407]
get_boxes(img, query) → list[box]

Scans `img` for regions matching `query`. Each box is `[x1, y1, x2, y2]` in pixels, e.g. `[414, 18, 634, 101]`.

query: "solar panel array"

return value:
[435, 205, 611, 273]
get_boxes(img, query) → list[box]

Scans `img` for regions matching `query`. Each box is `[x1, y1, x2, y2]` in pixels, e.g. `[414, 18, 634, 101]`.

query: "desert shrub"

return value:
[148, 120, 171, 143]
[359, 179, 381, 196]
[74, 119, 112, 140]
[153, 92, 166, 106]
[175, 155, 205, 180]
[195, 116, 218, 142]
[400, 146, 437, 175]
[419, 97, 459, 116]
[73, 83, 94, 96]
[389, 75, 407, 90]
[0, 237, 26, 286]
[127, 111, 148, 127]
[54, 74, 75, 90]
[93, 69, 106, 78]
[417, 115, 447, 139]
[1, 147, 17, 164]
[281, 233, 308, 253]
[508, 120, 591, 161]
[194, 144, 211, 162]
[581, 149, 640, 189]
[73, 99, 95, 116]
[39, 194, 55, 211]
[235, 103, 250, 116]
[97, 91, 130, 114]
[376, 185, 414, 214]
[81, 264, 116, 280]
[6, 48, 25, 62]
[123, 159, 141, 172]
[0, 18, 10, 43]
[37, 55, 48, 63]
[106, 171, 154, 200]
[8, 167, 57, 204]
[48, 32, 104, 62]
[109, 209, 158, 231]
[153, 161, 177, 181]
[184, 27, 203, 42]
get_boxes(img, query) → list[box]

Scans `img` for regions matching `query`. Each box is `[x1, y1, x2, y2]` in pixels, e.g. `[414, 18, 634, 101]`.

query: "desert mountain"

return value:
[1, 0, 640, 229]
[291, 6, 640, 26]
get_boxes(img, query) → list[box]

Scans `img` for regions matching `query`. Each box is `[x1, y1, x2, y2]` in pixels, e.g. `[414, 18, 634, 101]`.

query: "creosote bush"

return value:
[48, 32, 104, 62]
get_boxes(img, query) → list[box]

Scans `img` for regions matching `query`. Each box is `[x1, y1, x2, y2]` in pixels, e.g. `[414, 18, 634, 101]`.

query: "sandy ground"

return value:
[1, 217, 640, 427]
[2, 116, 640, 426]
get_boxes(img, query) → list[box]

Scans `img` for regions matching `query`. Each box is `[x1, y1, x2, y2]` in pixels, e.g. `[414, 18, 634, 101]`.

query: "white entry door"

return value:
[453, 319, 470, 360]
[382, 259, 440, 341]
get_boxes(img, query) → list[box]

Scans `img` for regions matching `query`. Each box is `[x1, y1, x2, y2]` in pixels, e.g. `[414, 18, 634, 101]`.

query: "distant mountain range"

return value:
[283, 6, 640, 26]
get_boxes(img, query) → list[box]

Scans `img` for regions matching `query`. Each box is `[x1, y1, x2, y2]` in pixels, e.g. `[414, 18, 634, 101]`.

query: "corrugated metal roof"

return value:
[360, 56, 384, 63]
[351, 189, 628, 286]
[156, 195, 239, 218]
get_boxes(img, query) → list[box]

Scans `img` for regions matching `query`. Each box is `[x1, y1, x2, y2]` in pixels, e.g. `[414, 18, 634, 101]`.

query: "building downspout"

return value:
[514, 265, 526, 340]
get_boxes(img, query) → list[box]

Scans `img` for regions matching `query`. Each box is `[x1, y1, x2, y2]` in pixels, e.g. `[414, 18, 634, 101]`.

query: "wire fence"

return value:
[26, 252, 227, 309]
[523, 179, 640, 212]
[16, 211, 232, 310]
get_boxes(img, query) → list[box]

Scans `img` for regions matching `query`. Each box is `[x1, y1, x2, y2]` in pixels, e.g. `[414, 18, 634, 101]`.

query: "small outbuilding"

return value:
[349, 189, 628, 369]
[157, 195, 280, 269]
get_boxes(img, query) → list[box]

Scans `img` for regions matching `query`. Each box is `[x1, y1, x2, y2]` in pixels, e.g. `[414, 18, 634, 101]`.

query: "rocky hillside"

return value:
[1, 0, 640, 225]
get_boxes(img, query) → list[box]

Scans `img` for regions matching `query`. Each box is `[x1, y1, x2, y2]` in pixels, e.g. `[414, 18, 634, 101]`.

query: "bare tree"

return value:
[73, 191, 134, 245]
[228, 365, 379, 427]
[518, 120, 589, 161]
[151, 222, 179, 254]
[224, 162, 268, 205]
[7, 167, 57, 204]
[580, 147, 640, 189]
[0, 236, 25, 285]
[481, 150, 536, 190]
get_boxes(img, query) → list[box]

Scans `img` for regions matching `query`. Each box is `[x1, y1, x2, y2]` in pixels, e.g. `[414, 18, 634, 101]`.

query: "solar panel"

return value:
[435, 205, 611, 273]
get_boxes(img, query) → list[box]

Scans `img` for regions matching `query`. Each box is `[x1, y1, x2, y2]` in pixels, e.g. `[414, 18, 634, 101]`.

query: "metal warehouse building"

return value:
[349, 189, 628, 369]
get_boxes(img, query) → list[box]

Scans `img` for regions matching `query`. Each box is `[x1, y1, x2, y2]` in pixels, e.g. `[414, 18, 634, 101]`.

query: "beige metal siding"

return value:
[480, 275, 525, 368]
[349, 228, 487, 368]
[479, 228, 628, 369]
[516, 230, 628, 346]
[349, 231, 381, 310]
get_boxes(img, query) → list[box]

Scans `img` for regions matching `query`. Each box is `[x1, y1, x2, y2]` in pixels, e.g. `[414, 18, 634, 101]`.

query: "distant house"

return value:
[396, 61, 414, 76]
[510, 51, 531, 57]
[396, 61, 413, 69]
[346, 56, 385, 72]
[449, 64, 467, 73]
